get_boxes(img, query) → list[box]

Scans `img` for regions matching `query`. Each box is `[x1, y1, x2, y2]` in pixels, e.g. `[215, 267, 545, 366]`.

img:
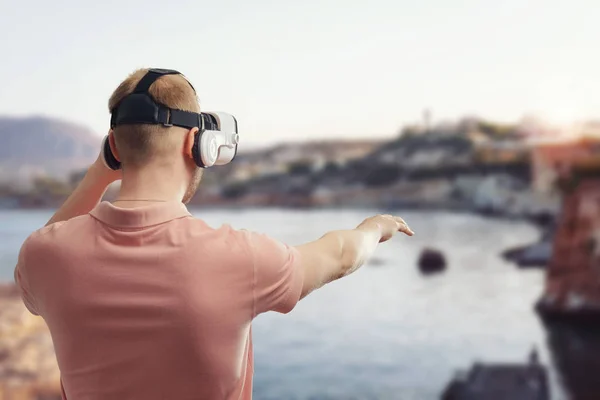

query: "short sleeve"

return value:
[13, 237, 40, 316]
[248, 232, 304, 316]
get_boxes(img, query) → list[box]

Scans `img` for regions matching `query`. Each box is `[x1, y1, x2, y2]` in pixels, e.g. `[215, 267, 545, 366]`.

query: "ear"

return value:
[184, 127, 199, 159]
[108, 130, 120, 162]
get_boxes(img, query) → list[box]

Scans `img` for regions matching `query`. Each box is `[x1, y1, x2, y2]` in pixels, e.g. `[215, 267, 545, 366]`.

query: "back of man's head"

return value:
[108, 68, 200, 169]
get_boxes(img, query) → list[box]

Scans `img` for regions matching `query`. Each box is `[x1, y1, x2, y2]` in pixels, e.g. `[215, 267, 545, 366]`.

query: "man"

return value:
[14, 68, 414, 400]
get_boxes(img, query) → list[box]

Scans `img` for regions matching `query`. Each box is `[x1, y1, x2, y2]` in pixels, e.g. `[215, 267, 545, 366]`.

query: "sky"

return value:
[1, 0, 599, 147]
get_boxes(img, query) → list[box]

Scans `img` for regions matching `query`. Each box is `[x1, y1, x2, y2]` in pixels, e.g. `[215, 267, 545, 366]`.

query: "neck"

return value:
[117, 165, 187, 204]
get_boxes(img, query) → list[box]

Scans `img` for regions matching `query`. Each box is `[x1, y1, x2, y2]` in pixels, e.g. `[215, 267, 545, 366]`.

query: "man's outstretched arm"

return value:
[44, 154, 120, 227]
[295, 215, 414, 299]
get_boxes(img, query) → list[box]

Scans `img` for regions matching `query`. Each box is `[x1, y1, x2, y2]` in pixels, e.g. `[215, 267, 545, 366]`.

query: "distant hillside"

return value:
[236, 139, 384, 164]
[0, 116, 101, 182]
[199, 138, 385, 187]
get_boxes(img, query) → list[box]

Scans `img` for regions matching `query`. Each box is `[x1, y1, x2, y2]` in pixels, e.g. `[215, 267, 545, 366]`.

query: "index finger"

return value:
[394, 218, 414, 236]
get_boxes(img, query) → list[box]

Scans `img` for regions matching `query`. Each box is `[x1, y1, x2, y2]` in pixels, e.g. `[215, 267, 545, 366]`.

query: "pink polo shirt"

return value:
[14, 201, 304, 400]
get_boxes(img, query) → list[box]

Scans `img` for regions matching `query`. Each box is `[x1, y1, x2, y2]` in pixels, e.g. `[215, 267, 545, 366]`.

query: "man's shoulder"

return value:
[24, 214, 93, 249]
[183, 219, 252, 248]
[219, 228, 295, 261]
[178, 220, 284, 259]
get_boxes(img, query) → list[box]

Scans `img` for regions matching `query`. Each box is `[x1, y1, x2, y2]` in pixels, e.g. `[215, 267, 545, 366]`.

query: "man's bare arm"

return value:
[295, 215, 413, 299]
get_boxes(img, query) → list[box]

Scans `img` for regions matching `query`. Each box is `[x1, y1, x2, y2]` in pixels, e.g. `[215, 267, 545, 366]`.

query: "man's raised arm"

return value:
[44, 152, 120, 227]
[295, 215, 414, 299]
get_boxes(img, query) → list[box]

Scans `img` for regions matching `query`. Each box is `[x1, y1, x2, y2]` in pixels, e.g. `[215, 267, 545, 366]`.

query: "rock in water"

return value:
[501, 241, 552, 269]
[418, 248, 447, 274]
[441, 349, 550, 400]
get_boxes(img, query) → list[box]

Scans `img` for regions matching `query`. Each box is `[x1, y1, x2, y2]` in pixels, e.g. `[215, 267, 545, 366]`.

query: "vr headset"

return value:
[102, 68, 239, 170]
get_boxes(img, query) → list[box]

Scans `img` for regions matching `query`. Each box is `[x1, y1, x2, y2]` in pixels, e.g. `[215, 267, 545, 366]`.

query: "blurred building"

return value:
[372, 131, 474, 168]
[474, 139, 529, 164]
[530, 136, 600, 194]
[537, 157, 600, 319]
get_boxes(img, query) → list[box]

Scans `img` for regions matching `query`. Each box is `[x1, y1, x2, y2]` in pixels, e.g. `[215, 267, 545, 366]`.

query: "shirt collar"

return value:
[89, 201, 192, 229]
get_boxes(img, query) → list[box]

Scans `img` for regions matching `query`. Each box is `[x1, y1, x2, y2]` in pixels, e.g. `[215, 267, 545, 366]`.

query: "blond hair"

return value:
[108, 68, 200, 168]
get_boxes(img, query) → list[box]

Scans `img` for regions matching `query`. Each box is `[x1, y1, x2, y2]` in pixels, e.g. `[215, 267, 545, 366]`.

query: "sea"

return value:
[0, 208, 568, 400]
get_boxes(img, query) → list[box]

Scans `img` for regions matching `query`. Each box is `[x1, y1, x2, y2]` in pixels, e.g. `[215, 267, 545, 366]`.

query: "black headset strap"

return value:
[134, 69, 180, 93]
[134, 68, 196, 94]
[160, 109, 202, 129]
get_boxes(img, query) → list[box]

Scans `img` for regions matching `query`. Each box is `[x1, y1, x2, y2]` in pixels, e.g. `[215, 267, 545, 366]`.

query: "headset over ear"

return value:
[192, 112, 239, 168]
[102, 68, 239, 170]
[101, 135, 121, 170]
